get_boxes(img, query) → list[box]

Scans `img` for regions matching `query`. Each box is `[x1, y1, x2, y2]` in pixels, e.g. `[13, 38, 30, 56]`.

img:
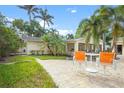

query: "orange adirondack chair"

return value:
[74, 51, 86, 63]
[100, 52, 115, 74]
[73, 51, 87, 71]
[73, 51, 87, 70]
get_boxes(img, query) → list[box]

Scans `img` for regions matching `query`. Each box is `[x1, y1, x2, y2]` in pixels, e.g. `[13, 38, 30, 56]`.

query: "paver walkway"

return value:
[36, 56, 124, 88]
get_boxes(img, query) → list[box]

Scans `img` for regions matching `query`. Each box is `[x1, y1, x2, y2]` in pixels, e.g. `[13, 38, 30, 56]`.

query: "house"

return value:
[66, 38, 103, 56]
[112, 37, 124, 55]
[66, 37, 124, 56]
[18, 35, 49, 55]
[18, 35, 124, 56]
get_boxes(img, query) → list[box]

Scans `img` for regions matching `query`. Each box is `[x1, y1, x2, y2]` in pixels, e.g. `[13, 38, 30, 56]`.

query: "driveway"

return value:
[36, 56, 124, 88]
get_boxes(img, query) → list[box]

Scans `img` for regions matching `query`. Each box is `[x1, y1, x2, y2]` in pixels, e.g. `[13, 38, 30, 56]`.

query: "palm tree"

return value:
[93, 6, 112, 51]
[111, 11, 124, 53]
[34, 8, 54, 30]
[42, 28, 65, 56]
[103, 6, 124, 53]
[90, 6, 124, 53]
[77, 6, 112, 52]
[76, 5, 124, 53]
[115, 5, 124, 17]
[79, 16, 102, 52]
[18, 5, 38, 24]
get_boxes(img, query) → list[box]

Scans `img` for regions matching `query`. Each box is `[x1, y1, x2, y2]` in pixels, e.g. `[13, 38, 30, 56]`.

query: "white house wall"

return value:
[18, 41, 49, 55]
[18, 47, 26, 54]
[26, 41, 42, 54]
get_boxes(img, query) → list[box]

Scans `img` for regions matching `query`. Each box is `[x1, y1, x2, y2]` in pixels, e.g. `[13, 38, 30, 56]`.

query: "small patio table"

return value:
[85, 53, 99, 73]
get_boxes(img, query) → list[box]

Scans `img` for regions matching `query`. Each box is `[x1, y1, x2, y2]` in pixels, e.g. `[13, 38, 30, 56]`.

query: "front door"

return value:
[117, 45, 122, 55]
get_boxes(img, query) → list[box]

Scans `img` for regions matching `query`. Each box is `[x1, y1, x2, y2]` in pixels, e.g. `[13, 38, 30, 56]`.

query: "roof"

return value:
[66, 38, 84, 42]
[66, 38, 103, 44]
[21, 35, 42, 42]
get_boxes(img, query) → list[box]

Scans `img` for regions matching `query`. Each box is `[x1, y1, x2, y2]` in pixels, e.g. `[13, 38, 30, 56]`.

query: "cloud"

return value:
[50, 24, 58, 28]
[39, 20, 57, 29]
[39, 20, 48, 28]
[58, 29, 73, 36]
[87, 16, 91, 19]
[6, 17, 14, 22]
[71, 9, 77, 13]
[38, 20, 73, 36]
[66, 8, 77, 14]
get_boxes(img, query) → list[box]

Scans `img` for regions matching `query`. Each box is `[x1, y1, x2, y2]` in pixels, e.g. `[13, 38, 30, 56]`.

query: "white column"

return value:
[92, 44, 94, 51]
[123, 38, 124, 56]
[123, 45, 124, 55]
[65, 43, 68, 55]
[101, 41, 104, 51]
[74, 42, 78, 51]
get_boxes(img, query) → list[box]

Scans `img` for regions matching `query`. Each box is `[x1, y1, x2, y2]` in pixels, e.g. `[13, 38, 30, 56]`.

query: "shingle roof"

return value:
[65, 38, 84, 42]
[21, 35, 42, 42]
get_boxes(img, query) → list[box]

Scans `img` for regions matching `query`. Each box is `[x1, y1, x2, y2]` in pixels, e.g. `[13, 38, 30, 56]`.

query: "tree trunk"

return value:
[29, 12, 32, 25]
[102, 33, 106, 52]
[111, 38, 117, 59]
[112, 38, 117, 53]
[47, 45, 54, 55]
[43, 20, 46, 30]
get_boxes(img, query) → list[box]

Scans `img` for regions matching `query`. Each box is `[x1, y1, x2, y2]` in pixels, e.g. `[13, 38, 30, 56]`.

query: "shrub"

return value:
[0, 26, 24, 58]
[30, 50, 42, 55]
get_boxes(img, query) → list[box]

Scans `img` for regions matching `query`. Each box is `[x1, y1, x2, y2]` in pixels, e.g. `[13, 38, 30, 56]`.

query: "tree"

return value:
[0, 12, 24, 61]
[41, 32, 54, 55]
[115, 5, 124, 18]
[12, 19, 24, 30]
[90, 5, 124, 52]
[66, 34, 74, 40]
[0, 12, 9, 26]
[108, 6, 124, 53]
[18, 5, 38, 24]
[35, 8, 54, 30]
[0, 25, 24, 59]
[12, 19, 25, 35]
[112, 22, 124, 52]
[76, 5, 124, 53]
[93, 6, 112, 51]
[42, 29, 65, 56]
[75, 19, 87, 38]
[31, 20, 45, 37]
[76, 16, 102, 52]
[23, 20, 45, 37]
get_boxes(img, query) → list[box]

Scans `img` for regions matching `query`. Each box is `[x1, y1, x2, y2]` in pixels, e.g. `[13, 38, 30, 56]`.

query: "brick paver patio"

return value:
[36, 56, 124, 88]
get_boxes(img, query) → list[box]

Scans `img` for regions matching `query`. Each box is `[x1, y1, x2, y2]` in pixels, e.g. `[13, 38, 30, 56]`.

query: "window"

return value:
[78, 43, 85, 51]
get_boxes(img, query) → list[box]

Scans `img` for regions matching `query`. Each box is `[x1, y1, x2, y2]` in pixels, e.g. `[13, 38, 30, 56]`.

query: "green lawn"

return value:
[34, 55, 66, 60]
[0, 55, 56, 88]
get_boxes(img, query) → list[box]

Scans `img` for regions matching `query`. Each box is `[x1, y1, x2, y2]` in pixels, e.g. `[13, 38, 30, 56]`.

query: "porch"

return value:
[66, 38, 103, 56]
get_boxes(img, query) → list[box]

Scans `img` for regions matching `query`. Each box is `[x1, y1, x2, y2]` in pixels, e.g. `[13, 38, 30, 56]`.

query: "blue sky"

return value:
[0, 5, 100, 35]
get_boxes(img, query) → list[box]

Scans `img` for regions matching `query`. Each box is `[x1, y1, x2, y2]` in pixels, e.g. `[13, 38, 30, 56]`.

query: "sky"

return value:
[0, 5, 100, 35]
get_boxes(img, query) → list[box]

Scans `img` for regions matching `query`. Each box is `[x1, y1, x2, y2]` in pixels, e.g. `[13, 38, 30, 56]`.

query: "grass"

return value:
[5, 55, 35, 63]
[34, 55, 66, 60]
[0, 55, 56, 88]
